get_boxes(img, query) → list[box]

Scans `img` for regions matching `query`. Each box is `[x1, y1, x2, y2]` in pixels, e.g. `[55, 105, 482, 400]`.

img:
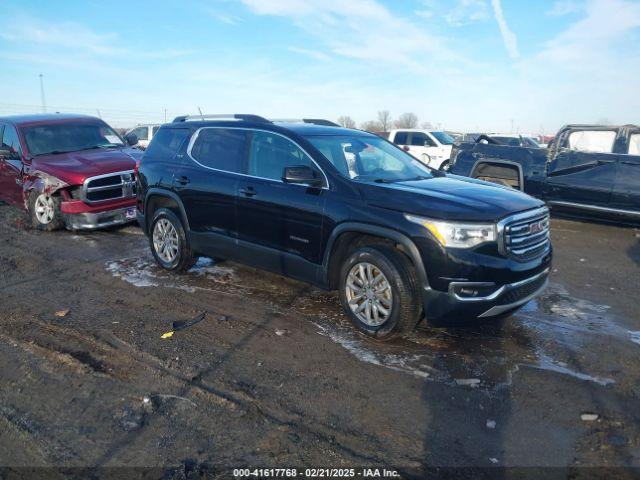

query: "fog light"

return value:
[459, 287, 480, 297]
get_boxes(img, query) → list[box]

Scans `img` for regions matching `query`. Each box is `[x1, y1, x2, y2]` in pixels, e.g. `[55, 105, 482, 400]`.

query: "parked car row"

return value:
[0, 112, 552, 340]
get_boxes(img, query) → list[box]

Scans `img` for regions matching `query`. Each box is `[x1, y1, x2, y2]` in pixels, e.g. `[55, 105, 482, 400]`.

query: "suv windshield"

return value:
[22, 122, 124, 156]
[430, 131, 454, 145]
[305, 134, 434, 183]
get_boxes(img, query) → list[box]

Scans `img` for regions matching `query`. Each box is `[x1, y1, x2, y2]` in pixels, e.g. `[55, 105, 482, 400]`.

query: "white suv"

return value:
[383, 129, 454, 170]
[124, 124, 161, 149]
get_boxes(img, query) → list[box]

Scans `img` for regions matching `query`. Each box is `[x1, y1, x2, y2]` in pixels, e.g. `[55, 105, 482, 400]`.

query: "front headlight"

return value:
[405, 214, 496, 249]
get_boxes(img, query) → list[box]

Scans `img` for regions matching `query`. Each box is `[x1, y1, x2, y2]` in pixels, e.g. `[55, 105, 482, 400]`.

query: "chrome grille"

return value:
[499, 207, 550, 261]
[83, 170, 136, 204]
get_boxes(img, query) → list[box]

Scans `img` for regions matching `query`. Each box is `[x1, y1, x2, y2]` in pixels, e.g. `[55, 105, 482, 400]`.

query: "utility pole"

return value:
[510, 118, 514, 133]
[164, 109, 167, 123]
[39, 74, 47, 113]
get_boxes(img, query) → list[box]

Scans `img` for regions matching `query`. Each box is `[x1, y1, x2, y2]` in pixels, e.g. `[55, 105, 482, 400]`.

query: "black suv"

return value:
[136, 114, 552, 340]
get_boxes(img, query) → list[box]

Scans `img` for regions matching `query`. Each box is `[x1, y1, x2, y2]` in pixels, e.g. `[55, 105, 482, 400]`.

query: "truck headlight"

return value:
[405, 214, 496, 248]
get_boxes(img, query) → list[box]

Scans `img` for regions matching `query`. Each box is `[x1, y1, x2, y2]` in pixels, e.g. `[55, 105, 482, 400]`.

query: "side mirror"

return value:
[283, 165, 322, 187]
[124, 133, 138, 146]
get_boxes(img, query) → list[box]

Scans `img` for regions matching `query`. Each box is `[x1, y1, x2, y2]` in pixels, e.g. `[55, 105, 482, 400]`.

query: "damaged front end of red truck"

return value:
[0, 114, 142, 231]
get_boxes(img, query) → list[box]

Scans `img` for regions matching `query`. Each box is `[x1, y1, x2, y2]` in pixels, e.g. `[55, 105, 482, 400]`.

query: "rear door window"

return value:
[144, 128, 189, 159]
[190, 128, 248, 173]
[132, 127, 149, 141]
[568, 130, 616, 153]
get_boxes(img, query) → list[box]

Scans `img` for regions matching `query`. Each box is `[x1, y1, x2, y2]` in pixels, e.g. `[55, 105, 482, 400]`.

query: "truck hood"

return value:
[30, 148, 141, 186]
[361, 174, 544, 222]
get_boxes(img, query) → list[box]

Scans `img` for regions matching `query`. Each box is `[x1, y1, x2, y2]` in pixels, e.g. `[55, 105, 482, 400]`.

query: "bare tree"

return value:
[337, 116, 356, 129]
[360, 120, 383, 132]
[377, 110, 392, 132]
[421, 121, 434, 130]
[395, 112, 419, 129]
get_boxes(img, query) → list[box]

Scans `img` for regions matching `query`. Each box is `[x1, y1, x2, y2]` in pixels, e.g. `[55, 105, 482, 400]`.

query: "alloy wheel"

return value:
[345, 262, 393, 327]
[34, 194, 55, 224]
[152, 218, 179, 263]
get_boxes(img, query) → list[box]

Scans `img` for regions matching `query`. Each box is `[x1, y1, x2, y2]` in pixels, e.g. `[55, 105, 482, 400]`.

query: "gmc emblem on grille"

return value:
[529, 221, 544, 234]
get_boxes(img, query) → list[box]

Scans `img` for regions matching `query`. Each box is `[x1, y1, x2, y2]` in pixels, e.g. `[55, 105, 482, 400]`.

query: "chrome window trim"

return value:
[185, 126, 330, 189]
[449, 267, 550, 303]
[82, 170, 135, 204]
[548, 201, 640, 218]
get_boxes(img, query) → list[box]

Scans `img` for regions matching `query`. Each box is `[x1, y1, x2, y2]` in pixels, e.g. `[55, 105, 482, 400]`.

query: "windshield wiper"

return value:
[373, 178, 395, 183]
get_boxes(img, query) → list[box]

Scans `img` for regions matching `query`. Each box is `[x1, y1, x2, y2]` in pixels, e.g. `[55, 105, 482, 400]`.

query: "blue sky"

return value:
[0, 0, 639, 133]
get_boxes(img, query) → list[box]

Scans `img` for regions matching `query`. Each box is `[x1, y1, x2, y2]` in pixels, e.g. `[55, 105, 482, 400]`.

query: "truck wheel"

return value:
[339, 245, 421, 341]
[149, 208, 196, 272]
[28, 191, 63, 231]
[439, 160, 450, 171]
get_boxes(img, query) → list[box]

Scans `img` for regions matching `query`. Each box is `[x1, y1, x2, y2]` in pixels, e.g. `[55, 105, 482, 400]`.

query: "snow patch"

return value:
[314, 322, 434, 380]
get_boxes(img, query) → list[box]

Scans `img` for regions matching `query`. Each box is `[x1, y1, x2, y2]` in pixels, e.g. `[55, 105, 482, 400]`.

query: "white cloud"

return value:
[288, 47, 332, 62]
[491, 0, 519, 59]
[0, 17, 123, 56]
[444, 0, 490, 27]
[538, 0, 640, 65]
[238, 0, 457, 72]
[546, 0, 585, 16]
[202, 5, 242, 25]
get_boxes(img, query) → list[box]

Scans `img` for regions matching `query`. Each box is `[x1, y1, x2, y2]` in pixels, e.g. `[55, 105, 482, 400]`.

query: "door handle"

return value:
[176, 176, 190, 185]
[239, 187, 256, 197]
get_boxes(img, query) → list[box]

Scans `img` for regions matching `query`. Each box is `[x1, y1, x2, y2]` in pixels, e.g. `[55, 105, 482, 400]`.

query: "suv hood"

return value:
[362, 174, 544, 222]
[30, 148, 141, 186]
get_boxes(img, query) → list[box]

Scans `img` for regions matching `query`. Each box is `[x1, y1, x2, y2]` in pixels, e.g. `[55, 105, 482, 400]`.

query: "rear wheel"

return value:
[149, 208, 196, 272]
[339, 246, 421, 341]
[29, 191, 63, 231]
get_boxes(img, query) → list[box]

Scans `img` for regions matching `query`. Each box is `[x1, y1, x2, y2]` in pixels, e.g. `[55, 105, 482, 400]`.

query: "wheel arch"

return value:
[144, 189, 190, 233]
[470, 158, 524, 190]
[321, 223, 428, 290]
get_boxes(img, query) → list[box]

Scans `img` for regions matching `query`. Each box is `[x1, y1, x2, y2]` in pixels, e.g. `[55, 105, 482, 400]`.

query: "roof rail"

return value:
[272, 118, 340, 127]
[172, 114, 271, 123]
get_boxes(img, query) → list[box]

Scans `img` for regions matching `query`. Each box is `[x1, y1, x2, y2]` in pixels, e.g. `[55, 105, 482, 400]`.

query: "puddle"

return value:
[314, 322, 439, 380]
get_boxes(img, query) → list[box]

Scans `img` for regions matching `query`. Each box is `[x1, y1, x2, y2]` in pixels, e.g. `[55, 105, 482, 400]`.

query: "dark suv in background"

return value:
[136, 114, 552, 340]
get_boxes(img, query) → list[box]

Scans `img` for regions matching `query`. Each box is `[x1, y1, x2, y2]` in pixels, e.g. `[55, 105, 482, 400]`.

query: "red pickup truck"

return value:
[0, 114, 142, 230]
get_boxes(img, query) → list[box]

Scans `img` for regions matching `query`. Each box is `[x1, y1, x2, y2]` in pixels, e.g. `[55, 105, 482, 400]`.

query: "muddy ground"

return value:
[0, 202, 639, 478]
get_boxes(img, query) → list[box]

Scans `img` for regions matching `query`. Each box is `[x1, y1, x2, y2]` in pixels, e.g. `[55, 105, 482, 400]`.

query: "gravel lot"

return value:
[0, 203, 639, 478]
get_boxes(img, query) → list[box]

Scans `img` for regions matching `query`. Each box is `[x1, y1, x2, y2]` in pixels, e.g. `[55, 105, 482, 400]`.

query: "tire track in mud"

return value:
[0, 297, 423, 472]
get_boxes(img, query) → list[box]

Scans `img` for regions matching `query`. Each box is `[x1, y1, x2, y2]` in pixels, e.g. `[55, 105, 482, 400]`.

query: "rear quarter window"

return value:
[144, 128, 189, 159]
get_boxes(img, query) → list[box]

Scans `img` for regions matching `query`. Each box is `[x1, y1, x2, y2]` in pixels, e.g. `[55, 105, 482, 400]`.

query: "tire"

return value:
[439, 160, 450, 171]
[339, 245, 421, 341]
[28, 190, 63, 231]
[149, 208, 196, 272]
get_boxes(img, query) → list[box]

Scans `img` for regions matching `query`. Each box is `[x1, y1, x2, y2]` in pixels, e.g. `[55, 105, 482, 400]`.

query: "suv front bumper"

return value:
[422, 267, 549, 322]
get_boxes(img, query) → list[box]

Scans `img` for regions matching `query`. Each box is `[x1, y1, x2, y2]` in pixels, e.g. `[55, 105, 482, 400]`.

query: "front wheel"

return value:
[29, 191, 63, 231]
[149, 208, 196, 272]
[339, 246, 421, 341]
